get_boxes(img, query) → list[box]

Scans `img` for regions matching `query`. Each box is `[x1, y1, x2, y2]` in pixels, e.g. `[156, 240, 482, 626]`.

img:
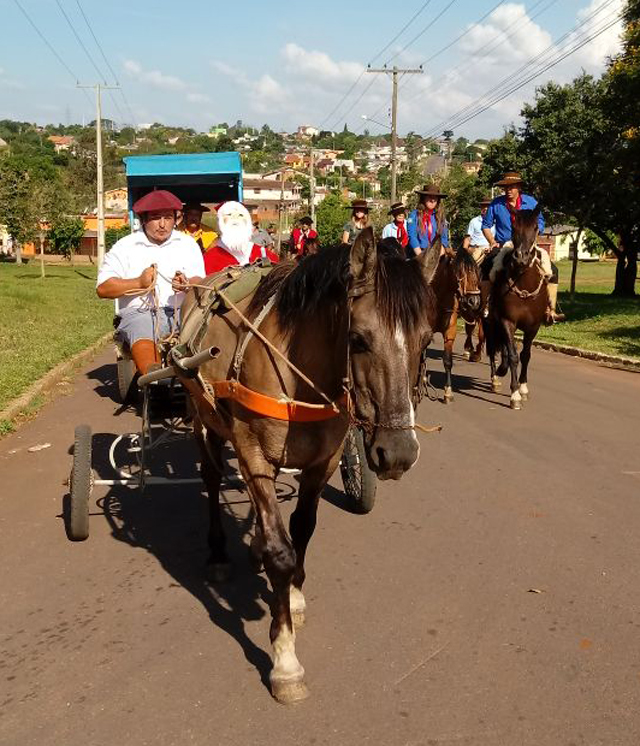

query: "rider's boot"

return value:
[131, 339, 160, 375]
[545, 283, 565, 325]
[480, 279, 492, 318]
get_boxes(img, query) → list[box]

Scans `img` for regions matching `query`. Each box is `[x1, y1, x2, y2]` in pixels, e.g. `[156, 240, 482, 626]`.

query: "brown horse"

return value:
[483, 207, 548, 410]
[463, 319, 485, 362]
[176, 228, 440, 703]
[429, 245, 482, 402]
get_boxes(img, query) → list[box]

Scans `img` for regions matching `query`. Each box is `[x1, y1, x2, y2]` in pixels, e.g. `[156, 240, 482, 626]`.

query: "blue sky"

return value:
[1, 0, 624, 139]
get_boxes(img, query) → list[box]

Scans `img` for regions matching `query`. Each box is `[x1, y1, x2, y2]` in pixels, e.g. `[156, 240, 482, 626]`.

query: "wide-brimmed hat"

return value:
[132, 189, 182, 215]
[495, 171, 524, 187]
[415, 183, 447, 198]
[183, 202, 210, 213]
[388, 201, 406, 215]
[479, 195, 492, 206]
[351, 199, 369, 212]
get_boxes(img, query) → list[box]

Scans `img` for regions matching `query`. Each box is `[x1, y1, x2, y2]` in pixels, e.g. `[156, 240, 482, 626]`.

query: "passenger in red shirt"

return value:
[204, 201, 279, 275]
[289, 216, 318, 257]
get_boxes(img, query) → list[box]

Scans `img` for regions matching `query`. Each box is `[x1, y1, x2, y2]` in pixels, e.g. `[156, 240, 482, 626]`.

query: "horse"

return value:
[483, 207, 548, 410]
[176, 228, 440, 703]
[428, 244, 483, 402]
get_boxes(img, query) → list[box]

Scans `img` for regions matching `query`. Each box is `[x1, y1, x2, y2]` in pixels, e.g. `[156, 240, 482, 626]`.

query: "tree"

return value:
[439, 165, 488, 246]
[478, 127, 528, 187]
[46, 217, 84, 259]
[105, 225, 130, 250]
[316, 192, 348, 247]
[0, 156, 39, 263]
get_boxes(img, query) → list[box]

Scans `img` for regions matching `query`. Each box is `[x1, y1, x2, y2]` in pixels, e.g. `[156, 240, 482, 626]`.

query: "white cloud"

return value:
[124, 59, 213, 108]
[566, 0, 624, 69]
[282, 43, 362, 84]
[186, 92, 211, 104]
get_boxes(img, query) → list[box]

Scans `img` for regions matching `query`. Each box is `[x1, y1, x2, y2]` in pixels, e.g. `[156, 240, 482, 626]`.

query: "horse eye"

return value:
[349, 333, 370, 354]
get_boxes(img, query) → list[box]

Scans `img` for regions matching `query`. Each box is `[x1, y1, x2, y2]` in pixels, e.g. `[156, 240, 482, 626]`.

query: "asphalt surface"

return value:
[1, 341, 640, 746]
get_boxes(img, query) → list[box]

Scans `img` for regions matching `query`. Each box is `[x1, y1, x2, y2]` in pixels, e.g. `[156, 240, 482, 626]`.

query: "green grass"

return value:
[537, 260, 640, 359]
[0, 263, 112, 415]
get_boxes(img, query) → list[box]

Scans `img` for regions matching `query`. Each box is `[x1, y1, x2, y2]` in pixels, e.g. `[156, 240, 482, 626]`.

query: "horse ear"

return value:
[418, 235, 441, 285]
[533, 203, 541, 218]
[349, 226, 376, 283]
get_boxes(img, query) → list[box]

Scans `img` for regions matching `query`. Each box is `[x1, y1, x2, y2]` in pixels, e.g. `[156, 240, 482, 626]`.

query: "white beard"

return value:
[220, 223, 253, 264]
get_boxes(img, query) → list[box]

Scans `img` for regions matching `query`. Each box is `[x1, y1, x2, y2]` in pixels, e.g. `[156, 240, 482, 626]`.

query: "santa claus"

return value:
[204, 201, 279, 274]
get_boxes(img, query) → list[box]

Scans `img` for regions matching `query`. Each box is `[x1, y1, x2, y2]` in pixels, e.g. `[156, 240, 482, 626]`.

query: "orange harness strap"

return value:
[211, 380, 346, 422]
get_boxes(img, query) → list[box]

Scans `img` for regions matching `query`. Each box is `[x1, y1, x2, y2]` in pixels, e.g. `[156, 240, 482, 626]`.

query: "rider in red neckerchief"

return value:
[204, 201, 279, 275]
[289, 216, 318, 257]
[382, 202, 409, 249]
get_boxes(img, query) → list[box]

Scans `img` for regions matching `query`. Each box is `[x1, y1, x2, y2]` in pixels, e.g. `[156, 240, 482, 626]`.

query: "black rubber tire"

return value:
[117, 357, 137, 403]
[340, 427, 377, 514]
[69, 424, 92, 541]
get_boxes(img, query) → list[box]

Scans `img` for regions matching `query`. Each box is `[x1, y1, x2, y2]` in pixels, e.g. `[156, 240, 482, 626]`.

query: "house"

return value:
[543, 225, 591, 262]
[47, 135, 76, 153]
[461, 161, 482, 175]
[242, 178, 302, 222]
[104, 187, 128, 212]
[297, 125, 319, 140]
[208, 125, 228, 139]
[424, 154, 446, 176]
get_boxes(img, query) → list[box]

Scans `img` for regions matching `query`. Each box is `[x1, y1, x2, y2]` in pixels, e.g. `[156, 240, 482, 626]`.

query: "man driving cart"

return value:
[96, 189, 205, 374]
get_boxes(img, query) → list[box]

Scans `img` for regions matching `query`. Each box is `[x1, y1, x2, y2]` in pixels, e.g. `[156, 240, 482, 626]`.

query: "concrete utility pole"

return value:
[367, 65, 422, 204]
[277, 168, 286, 258]
[309, 148, 316, 224]
[78, 82, 119, 268]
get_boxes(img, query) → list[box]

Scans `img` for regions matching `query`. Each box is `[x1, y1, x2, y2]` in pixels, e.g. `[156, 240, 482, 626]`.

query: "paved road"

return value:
[1, 342, 640, 746]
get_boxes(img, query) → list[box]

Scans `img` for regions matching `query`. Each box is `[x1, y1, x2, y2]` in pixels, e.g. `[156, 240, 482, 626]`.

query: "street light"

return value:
[361, 114, 392, 131]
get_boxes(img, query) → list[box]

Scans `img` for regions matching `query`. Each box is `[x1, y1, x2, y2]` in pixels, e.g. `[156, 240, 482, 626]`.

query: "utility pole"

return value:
[277, 168, 285, 258]
[367, 65, 422, 204]
[442, 129, 454, 174]
[78, 83, 119, 268]
[309, 148, 316, 224]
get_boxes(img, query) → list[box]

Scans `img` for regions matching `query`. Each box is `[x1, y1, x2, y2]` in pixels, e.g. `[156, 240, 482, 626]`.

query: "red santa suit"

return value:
[204, 240, 279, 275]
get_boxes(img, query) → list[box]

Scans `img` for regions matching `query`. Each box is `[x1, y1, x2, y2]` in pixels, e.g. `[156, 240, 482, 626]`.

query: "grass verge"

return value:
[0, 263, 112, 430]
[536, 260, 640, 360]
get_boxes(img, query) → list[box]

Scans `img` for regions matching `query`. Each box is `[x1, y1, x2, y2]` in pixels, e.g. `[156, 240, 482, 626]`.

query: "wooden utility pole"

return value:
[277, 168, 286, 257]
[78, 83, 119, 268]
[367, 65, 422, 204]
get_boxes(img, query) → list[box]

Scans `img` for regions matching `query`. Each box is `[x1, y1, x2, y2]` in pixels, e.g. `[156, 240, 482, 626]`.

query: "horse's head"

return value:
[511, 206, 541, 271]
[348, 229, 439, 480]
[453, 247, 482, 321]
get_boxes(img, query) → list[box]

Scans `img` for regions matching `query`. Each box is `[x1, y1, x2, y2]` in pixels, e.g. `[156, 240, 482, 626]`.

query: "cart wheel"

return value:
[69, 424, 92, 541]
[340, 426, 377, 514]
[117, 357, 137, 403]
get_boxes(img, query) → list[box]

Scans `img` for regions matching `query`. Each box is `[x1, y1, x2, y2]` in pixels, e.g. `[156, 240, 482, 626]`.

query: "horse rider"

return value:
[251, 212, 275, 249]
[407, 183, 449, 258]
[180, 202, 218, 254]
[96, 189, 205, 375]
[462, 195, 494, 263]
[342, 199, 371, 245]
[204, 200, 279, 274]
[290, 216, 318, 257]
[481, 171, 564, 324]
[382, 202, 409, 251]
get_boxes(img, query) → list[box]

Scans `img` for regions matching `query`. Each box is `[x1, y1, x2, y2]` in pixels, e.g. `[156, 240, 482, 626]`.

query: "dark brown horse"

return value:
[428, 245, 482, 402]
[463, 319, 485, 362]
[177, 228, 440, 703]
[483, 207, 548, 409]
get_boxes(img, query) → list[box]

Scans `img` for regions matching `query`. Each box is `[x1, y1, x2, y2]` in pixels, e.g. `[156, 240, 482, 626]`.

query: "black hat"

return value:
[351, 199, 369, 212]
[182, 202, 211, 213]
[415, 183, 447, 198]
[300, 216, 313, 226]
[388, 201, 406, 215]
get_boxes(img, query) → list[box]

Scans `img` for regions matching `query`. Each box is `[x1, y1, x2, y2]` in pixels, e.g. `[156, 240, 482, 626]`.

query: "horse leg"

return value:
[501, 320, 521, 410]
[443, 319, 456, 403]
[239, 458, 308, 704]
[193, 419, 230, 583]
[470, 320, 484, 363]
[289, 457, 338, 628]
[463, 322, 474, 358]
[484, 318, 501, 392]
[519, 328, 536, 401]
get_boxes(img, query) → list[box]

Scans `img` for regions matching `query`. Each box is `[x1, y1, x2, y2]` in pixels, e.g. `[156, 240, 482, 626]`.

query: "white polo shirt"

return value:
[467, 214, 494, 247]
[97, 229, 205, 314]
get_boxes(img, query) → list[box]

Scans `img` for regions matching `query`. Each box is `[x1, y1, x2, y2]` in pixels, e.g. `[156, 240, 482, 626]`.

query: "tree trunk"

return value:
[569, 227, 584, 301]
[39, 232, 45, 279]
[612, 231, 637, 297]
[15, 241, 22, 265]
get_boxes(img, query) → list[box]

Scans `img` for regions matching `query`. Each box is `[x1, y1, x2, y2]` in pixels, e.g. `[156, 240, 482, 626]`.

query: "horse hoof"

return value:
[271, 678, 310, 705]
[469, 352, 482, 363]
[463, 350, 470, 360]
[206, 562, 232, 584]
[520, 392, 528, 402]
[444, 394, 453, 404]
[492, 382, 502, 393]
[510, 399, 522, 410]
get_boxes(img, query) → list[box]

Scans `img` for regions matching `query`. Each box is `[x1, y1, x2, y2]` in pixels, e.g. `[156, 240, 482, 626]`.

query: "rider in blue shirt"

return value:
[481, 171, 563, 324]
[407, 183, 449, 258]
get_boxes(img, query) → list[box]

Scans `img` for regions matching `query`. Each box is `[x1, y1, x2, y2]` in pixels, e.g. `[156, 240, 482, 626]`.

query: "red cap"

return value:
[132, 189, 182, 215]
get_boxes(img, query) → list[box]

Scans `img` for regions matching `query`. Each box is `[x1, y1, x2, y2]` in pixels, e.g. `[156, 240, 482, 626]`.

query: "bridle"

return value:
[503, 237, 546, 300]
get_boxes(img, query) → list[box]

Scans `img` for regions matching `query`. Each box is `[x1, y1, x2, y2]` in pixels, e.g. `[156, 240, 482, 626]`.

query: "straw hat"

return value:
[494, 171, 524, 187]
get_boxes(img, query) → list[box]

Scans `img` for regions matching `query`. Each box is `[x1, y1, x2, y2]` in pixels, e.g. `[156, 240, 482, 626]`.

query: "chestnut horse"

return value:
[429, 245, 483, 402]
[483, 207, 548, 410]
[177, 229, 440, 703]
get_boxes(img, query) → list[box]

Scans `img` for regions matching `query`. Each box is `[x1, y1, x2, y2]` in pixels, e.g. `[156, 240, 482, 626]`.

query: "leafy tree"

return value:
[439, 165, 488, 247]
[105, 225, 130, 250]
[478, 127, 528, 187]
[46, 217, 84, 259]
[316, 192, 348, 247]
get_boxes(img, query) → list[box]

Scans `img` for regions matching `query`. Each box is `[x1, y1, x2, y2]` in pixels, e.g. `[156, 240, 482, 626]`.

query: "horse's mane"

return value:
[452, 245, 479, 278]
[248, 238, 432, 332]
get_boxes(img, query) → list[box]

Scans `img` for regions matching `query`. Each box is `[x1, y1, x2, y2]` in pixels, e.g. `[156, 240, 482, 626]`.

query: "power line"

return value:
[422, 10, 622, 138]
[370, 0, 435, 65]
[385, 0, 459, 65]
[55, 0, 106, 83]
[12, 0, 94, 113]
